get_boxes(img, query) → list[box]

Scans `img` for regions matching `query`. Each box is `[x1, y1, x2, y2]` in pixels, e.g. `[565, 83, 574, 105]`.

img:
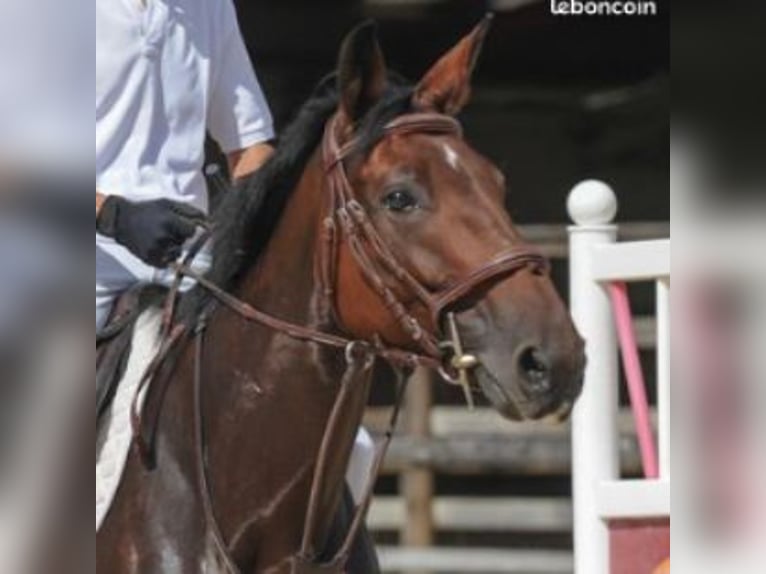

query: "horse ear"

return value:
[413, 14, 493, 115]
[337, 21, 388, 127]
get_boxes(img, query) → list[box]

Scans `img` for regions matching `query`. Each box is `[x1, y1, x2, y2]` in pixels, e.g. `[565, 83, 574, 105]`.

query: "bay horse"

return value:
[97, 17, 585, 573]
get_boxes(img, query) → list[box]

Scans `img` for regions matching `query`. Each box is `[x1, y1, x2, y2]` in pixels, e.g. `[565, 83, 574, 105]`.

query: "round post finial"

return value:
[567, 179, 618, 226]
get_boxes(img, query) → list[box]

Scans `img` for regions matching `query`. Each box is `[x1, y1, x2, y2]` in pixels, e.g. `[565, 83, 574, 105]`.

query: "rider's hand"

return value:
[96, 196, 207, 267]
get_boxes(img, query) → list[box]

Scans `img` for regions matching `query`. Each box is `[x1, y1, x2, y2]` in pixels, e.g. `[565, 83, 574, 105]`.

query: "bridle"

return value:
[319, 111, 548, 400]
[130, 111, 549, 573]
[163, 111, 548, 398]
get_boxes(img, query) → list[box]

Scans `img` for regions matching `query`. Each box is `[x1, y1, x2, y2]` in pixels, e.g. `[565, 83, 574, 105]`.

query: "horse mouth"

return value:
[473, 363, 529, 421]
[473, 361, 577, 423]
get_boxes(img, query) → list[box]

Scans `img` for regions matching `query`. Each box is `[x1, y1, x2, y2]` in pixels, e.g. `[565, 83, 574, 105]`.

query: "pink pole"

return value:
[608, 281, 659, 479]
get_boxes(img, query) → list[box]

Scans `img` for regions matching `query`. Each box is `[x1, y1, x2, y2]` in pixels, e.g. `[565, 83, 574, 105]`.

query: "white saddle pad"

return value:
[96, 308, 163, 532]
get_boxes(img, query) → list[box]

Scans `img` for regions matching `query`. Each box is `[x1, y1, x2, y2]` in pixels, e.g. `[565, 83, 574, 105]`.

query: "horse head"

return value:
[328, 18, 586, 421]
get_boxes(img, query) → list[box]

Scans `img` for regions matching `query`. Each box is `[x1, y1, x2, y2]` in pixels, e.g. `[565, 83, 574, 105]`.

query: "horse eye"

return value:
[382, 189, 419, 213]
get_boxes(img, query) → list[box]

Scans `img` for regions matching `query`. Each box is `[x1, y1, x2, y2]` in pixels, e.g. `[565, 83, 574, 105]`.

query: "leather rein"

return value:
[129, 111, 548, 573]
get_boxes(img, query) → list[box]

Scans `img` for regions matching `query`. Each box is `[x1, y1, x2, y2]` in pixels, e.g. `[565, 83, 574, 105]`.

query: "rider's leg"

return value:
[320, 486, 381, 572]
[96, 242, 150, 334]
[346, 427, 376, 505]
[97, 236, 213, 335]
[96, 235, 212, 333]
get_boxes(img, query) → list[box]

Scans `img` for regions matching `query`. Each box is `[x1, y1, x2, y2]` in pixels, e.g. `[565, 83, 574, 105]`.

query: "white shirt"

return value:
[96, 0, 273, 217]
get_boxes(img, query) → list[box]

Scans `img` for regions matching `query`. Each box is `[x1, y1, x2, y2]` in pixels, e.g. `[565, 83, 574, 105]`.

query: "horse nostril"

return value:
[517, 346, 551, 390]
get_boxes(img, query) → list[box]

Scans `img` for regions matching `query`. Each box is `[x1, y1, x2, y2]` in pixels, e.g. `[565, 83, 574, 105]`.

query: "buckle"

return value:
[438, 312, 479, 409]
[345, 341, 374, 368]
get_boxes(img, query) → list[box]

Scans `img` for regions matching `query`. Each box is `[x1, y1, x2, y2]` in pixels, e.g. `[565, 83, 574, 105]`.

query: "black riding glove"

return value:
[96, 196, 207, 267]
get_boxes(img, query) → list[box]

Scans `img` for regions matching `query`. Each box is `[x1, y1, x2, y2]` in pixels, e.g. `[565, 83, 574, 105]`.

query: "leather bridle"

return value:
[165, 111, 548, 382]
[318, 111, 548, 388]
[130, 111, 549, 573]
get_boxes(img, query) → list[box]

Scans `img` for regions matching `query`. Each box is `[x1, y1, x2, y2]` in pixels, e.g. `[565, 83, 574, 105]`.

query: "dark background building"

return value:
[234, 0, 669, 225]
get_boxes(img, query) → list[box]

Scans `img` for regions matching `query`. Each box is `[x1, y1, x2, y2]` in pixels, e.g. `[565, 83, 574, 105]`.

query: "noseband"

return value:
[319, 112, 548, 390]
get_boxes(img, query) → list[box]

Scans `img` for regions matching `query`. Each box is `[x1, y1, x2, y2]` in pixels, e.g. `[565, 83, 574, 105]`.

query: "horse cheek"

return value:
[335, 245, 412, 348]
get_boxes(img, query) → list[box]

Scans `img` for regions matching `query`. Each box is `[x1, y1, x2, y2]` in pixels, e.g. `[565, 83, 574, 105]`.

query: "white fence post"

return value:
[568, 180, 620, 574]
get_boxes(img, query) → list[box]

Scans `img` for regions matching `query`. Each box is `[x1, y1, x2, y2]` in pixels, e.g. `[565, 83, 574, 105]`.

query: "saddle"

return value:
[96, 285, 166, 422]
[287, 558, 344, 574]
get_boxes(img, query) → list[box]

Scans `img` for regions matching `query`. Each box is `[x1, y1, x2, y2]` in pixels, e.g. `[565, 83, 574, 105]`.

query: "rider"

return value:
[96, 0, 274, 330]
[95, 0, 376, 508]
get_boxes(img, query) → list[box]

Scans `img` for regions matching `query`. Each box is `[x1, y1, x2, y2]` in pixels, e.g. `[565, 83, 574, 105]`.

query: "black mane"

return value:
[179, 73, 413, 323]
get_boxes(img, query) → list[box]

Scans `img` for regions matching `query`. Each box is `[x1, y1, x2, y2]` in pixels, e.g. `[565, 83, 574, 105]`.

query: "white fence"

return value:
[568, 180, 670, 574]
[366, 181, 669, 573]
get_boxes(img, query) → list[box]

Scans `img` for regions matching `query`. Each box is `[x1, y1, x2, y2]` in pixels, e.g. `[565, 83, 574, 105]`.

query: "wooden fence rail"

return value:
[377, 547, 574, 574]
[365, 407, 650, 475]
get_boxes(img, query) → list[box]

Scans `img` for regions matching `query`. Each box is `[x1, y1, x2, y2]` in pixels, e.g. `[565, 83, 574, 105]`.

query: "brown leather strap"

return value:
[130, 322, 187, 468]
[172, 263, 441, 372]
[191, 315, 404, 573]
[130, 231, 214, 467]
[192, 321, 241, 573]
[428, 248, 550, 319]
[299, 346, 375, 560]
[332, 370, 410, 564]
[96, 306, 140, 345]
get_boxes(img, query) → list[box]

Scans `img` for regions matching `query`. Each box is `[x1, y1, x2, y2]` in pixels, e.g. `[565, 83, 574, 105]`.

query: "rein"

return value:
[130, 111, 549, 573]
[172, 262, 441, 372]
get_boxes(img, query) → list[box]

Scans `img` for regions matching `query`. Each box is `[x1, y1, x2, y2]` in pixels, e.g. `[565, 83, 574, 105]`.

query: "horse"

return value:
[97, 17, 586, 573]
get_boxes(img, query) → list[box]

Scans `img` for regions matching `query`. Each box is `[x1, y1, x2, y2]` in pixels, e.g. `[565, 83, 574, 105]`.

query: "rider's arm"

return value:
[227, 142, 274, 182]
[208, 0, 274, 181]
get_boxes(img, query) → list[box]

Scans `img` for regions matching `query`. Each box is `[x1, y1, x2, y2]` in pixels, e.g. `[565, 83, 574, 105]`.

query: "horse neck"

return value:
[200, 149, 369, 564]
[238, 150, 329, 329]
